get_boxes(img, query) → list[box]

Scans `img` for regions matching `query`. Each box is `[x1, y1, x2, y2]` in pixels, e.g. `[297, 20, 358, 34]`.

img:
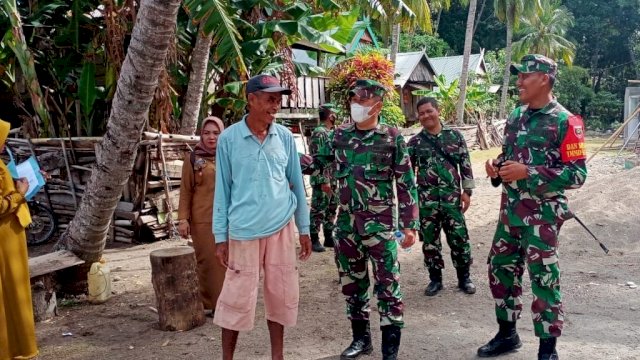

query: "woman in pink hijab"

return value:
[177, 116, 225, 314]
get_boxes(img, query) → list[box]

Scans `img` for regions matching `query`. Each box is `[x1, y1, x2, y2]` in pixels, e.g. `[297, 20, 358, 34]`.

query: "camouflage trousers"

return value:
[310, 184, 337, 234]
[488, 221, 564, 338]
[419, 202, 472, 270]
[335, 228, 404, 328]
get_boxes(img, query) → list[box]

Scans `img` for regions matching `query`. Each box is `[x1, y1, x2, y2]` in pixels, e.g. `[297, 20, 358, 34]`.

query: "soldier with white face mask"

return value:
[302, 79, 419, 360]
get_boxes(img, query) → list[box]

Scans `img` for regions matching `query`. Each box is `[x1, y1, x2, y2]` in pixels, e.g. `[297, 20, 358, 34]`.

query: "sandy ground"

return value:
[30, 148, 640, 360]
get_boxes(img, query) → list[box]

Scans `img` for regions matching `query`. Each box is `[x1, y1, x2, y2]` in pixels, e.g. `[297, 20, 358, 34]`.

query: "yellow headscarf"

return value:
[0, 119, 32, 227]
[0, 119, 9, 147]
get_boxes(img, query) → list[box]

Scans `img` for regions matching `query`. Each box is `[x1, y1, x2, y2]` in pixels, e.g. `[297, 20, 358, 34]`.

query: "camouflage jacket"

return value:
[498, 100, 587, 226]
[309, 124, 333, 186]
[407, 125, 475, 203]
[303, 122, 419, 235]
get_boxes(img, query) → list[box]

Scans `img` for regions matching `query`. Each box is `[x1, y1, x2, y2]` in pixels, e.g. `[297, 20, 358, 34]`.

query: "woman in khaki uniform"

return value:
[178, 117, 225, 312]
[0, 119, 39, 359]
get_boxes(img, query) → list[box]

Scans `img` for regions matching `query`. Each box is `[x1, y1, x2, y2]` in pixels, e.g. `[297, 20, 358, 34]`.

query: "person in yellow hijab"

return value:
[0, 119, 38, 360]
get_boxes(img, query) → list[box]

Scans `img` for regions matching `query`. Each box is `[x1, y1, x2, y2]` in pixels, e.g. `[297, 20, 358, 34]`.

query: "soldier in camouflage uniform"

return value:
[478, 55, 587, 360]
[407, 97, 476, 297]
[302, 80, 419, 360]
[309, 103, 339, 252]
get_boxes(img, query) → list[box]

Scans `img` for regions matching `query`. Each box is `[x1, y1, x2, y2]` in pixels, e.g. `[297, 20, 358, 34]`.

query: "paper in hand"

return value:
[15, 156, 45, 201]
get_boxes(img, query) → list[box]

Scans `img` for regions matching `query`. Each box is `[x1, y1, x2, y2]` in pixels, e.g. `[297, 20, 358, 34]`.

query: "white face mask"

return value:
[350, 103, 374, 123]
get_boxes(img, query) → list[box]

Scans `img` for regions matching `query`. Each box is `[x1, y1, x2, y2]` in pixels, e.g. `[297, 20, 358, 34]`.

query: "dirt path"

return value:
[32, 153, 640, 360]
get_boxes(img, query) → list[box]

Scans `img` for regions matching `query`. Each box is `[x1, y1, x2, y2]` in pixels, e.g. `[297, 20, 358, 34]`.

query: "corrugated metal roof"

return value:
[429, 53, 486, 85]
[394, 51, 436, 87]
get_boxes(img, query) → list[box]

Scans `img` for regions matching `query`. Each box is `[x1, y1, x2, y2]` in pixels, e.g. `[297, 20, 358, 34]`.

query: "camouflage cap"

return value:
[319, 103, 337, 111]
[319, 103, 336, 119]
[348, 79, 387, 98]
[510, 54, 558, 76]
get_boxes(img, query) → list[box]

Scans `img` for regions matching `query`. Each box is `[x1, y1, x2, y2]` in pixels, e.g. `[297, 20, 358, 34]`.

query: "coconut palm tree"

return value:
[1, 0, 53, 136]
[179, 0, 248, 135]
[344, 0, 431, 66]
[494, 0, 541, 119]
[512, 0, 576, 66]
[55, 0, 182, 263]
[455, 0, 478, 124]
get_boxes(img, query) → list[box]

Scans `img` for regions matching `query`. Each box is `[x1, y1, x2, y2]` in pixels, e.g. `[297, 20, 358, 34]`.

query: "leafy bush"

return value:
[555, 65, 594, 115]
[585, 91, 623, 130]
[327, 49, 402, 125]
[398, 31, 451, 57]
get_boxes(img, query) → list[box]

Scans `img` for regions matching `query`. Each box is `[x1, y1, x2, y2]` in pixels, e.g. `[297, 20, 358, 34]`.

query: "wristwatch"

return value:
[463, 189, 473, 196]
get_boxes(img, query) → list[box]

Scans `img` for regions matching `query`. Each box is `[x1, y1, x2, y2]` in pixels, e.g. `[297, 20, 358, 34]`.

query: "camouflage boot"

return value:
[311, 233, 326, 253]
[424, 268, 443, 296]
[538, 338, 559, 360]
[381, 325, 401, 360]
[323, 228, 335, 248]
[340, 320, 373, 359]
[456, 267, 476, 294]
[477, 319, 522, 357]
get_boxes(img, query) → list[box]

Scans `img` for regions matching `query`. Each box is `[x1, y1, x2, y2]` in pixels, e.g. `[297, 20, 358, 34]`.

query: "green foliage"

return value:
[585, 91, 623, 131]
[554, 65, 593, 115]
[78, 60, 97, 135]
[414, 75, 460, 122]
[184, 0, 248, 77]
[398, 31, 451, 57]
[413, 74, 498, 123]
[512, 0, 576, 65]
[327, 49, 395, 106]
[483, 49, 507, 85]
[381, 92, 406, 127]
[565, 0, 640, 96]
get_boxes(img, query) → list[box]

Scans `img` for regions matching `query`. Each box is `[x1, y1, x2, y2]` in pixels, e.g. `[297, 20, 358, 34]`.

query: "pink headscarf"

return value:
[194, 116, 224, 158]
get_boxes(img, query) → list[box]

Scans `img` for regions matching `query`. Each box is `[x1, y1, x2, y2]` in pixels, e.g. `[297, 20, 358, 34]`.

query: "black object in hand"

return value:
[490, 161, 504, 187]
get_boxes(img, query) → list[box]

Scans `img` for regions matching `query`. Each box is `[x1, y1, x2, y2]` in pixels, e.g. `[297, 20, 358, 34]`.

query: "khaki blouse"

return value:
[178, 153, 216, 224]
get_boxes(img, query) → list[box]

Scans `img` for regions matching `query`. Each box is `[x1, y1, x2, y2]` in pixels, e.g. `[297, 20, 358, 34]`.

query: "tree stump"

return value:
[150, 247, 205, 331]
[31, 274, 57, 322]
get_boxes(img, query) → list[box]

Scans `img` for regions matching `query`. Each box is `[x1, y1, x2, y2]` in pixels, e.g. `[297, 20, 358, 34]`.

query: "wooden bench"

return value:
[29, 250, 85, 322]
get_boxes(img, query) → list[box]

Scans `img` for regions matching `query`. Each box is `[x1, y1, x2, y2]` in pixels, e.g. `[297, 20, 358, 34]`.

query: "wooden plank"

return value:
[147, 180, 181, 189]
[142, 132, 200, 143]
[71, 165, 93, 171]
[319, 77, 327, 104]
[116, 201, 135, 212]
[138, 214, 158, 225]
[114, 236, 133, 244]
[115, 210, 139, 221]
[275, 113, 316, 119]
[114, 219, 133, 226]
[29, 250, 85, 278]
[115, 226, 134, 237]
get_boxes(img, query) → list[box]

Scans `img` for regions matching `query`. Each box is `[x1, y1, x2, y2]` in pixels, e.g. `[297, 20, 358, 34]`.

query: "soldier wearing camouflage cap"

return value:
[308, 103, 339, 252]
[407, 97, 476, 297]
[302, 79, 419, 360]
[478, 55, 587, 360]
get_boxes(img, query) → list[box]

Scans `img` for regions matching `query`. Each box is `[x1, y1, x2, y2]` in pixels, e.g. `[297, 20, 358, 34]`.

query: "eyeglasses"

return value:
[350, 89, 378, 100]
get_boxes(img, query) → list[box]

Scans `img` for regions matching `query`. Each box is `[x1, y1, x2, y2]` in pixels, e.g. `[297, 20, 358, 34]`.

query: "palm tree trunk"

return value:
[3, 0, 54, 137]
[180, 25, 213, 135]
[498, 7, 514, 120]
[456, 0, 478, 125]
[55, 0, 182, 263]
[434, 8, 443, 36]
[472, 0, 486, 37]
[390, 23, 401, 67]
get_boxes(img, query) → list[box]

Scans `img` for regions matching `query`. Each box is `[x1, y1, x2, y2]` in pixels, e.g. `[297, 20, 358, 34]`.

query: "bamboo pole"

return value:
[157, 135, 176, 239]
[587, 105, 640, 163]
[59, 139, 78, 209]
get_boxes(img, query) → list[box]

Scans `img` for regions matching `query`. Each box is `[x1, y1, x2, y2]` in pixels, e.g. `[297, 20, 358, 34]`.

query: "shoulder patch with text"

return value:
[560, 115, 586, 162]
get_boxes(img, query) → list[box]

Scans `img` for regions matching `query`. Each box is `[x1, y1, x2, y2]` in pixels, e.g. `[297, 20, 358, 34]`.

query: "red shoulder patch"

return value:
[560, 115, 587, 162]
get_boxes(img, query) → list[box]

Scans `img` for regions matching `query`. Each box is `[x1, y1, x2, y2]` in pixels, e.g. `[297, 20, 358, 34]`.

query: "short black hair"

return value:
[416, 97, 439, 110]
[548, 73, 556, 88]
[319, 107, 332, 121]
